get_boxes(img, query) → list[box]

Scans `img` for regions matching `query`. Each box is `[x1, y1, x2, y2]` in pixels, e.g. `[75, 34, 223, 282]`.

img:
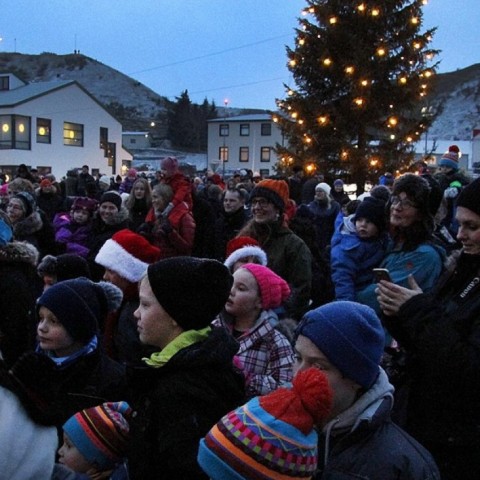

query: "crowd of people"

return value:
[0, 147, 478, 479]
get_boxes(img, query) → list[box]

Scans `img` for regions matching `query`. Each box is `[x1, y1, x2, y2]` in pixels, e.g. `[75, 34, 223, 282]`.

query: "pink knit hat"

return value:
[161, 156, 179, 175]
[240, 263, 290, 310]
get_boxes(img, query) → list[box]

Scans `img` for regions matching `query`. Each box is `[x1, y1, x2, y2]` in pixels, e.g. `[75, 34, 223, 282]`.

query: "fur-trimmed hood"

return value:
[12, 211, 43, 237]
[0, 241, 39, 266]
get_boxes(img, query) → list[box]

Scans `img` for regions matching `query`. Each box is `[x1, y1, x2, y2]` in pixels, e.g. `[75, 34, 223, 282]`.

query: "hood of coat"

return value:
[12, 211, 43, 237]
[0, 240, 39, 266]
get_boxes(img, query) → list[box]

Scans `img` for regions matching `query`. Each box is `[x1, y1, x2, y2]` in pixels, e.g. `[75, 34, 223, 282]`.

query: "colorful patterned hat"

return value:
[198, 368, 332, 479]
[63, 401, 131, 469]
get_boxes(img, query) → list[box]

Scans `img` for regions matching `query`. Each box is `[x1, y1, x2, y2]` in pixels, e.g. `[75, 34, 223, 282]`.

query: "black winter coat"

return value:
[384, 252, 480, 478]
[126, 327, 245, 480]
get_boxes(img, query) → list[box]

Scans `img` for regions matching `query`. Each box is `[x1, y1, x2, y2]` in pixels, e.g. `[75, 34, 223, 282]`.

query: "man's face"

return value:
[223, 190, 244, 213]
[294, 334, 361, 423]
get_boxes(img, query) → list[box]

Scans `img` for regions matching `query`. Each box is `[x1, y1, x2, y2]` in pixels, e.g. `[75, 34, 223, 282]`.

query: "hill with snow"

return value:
[1, 52, 479, 142]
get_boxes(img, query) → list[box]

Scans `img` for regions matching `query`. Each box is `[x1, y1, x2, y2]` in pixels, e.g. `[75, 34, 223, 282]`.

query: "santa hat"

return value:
[438, 144, 460, 171]
[224, 236, 267, 272]
[95, 229, 162, 282]
[198, 368, 332, 480]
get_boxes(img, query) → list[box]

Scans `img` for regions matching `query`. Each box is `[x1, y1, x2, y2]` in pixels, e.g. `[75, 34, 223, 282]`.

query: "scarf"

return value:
[143, 327, 211, 367]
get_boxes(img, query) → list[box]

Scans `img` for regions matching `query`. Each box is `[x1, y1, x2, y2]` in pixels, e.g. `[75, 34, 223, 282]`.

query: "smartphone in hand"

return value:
[373, 268, 392, 283]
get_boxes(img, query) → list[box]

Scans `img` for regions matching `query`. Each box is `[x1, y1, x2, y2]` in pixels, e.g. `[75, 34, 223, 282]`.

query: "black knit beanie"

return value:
[392, 173, 431, 218]
[147, 257, 233, 331]
[100, 191, 122, 210]
[354, 197, 387, 231]
[456, 177, 480, 217]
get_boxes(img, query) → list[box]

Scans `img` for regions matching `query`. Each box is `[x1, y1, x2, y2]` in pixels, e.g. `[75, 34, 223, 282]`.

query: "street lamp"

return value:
[222, 98, 229, 178]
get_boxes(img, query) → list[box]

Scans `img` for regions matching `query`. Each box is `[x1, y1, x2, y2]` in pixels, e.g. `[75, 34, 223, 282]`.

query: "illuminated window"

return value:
[219, 146, 229, 162]
[219, 124, 229, 137]
[36, 118, 51, 144]
[261, 123, 271, 136]
[64, 122, 84, 146]
[239, 147, 249, 162]
[0, 115, 31, 150]
[240, 124, 250, 136]
[260, 147, 271, 162]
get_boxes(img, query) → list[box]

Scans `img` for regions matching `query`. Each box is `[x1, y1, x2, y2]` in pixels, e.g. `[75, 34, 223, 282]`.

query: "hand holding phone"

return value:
[373, 268, 392, 283]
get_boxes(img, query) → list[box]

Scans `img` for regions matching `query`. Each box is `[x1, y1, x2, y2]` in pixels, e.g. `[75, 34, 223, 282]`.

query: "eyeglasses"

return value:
[390, 196, 417, 209]
[251, 198, 272, 208]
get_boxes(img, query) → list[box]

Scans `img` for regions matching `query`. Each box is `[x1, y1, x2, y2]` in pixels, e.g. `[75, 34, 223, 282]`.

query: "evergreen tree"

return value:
[275, 0, 439, 190]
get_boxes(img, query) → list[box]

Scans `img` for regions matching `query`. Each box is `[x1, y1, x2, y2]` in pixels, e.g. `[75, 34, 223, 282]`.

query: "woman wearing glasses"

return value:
[356, 173, 445, 315]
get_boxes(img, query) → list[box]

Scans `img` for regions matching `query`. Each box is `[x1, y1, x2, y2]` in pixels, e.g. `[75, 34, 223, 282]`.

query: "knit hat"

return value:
[100, 191, 122, 210]
[315, 182, 331, 196]
[392, 173, 431, 219]
[240, 263, 291, 310]
[37, 278, 123, 343]
[37, 253, 91, 281]
[369, 185, 391, 204]
[161, 156, 179, 175]
[224, 236, 267, 271]
[63, 401, 131, 470]
[147, 257, 233, 331]
[0, 211, 13, 246]
[249, 179, 289, 211]
[456, 177, 480, 217]
[296, 301, 384, 389]
[438, 144, 460, 171]
[127, 168, 137, 178]
[334, 179, 344, 187]
[98, 175, 111, 187]
[39, 179, 52, 188]
[14, 191, 36, 217]
[198, 368, 332, 480]
[72, 196, 98, 213]
[95, 229, 162, 282]
[353, 197, 387, 231]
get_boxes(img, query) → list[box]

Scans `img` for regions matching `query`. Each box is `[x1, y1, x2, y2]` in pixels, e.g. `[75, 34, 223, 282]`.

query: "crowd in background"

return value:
[0, 145, 478, 479]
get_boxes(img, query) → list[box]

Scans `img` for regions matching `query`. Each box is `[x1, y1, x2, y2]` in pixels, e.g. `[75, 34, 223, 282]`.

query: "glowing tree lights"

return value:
[275, 0, 438, 190]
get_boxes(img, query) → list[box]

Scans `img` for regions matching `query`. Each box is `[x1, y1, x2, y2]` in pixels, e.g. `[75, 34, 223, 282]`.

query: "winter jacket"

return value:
[259, 223, 312, 319]
[162, 172, 193, 210]
[214, 310, 295, 398]
[35, 189, 64, 223]
[331, 215, 387, 300]
[126, 327, 245, 480]
[315, 369, 440, 479]
[0, 380, 57, 480]
[0, 241, 40, 366]
[146, 202, 196, 258]
[12, 209, 57, 258]
[213, 206, 249, 260]
[384, 252, 480, 477]
[118, 176, 136, 194]
[53, 213, 92, 258]
[307, 198, 340, 250]
[356, 241, 445, 315]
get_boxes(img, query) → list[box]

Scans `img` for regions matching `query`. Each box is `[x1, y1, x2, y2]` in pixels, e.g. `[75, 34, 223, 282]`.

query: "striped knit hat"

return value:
[63, 402, 131, 469]
[198, 368, 332, 479]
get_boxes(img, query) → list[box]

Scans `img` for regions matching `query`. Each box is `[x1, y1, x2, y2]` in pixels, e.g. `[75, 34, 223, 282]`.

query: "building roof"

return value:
[0, 80, 75, 107]
[208, 113, 272, 123]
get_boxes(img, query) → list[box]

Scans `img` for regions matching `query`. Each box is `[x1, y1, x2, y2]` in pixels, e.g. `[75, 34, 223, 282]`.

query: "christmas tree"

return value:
[274, 0, 438, 191]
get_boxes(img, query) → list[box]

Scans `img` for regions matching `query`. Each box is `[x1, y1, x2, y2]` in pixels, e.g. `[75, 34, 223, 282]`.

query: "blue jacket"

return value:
[356, 241, 445, 315]
[331, 215, 387, 301]
[315, 369, 440, 479]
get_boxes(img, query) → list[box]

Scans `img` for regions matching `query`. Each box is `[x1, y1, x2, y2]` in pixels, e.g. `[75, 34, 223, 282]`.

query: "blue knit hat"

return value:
[37, 278, 123, 344]
[296, 301, 384, 389]
[198, 368, 332, 480]
[438, 145, 460, 171]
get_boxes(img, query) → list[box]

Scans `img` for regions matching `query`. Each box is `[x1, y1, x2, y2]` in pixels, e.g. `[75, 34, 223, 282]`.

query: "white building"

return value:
[0, 73, 132, 179]
[207, 114, 284, 177]
[122, 131, 152, 150]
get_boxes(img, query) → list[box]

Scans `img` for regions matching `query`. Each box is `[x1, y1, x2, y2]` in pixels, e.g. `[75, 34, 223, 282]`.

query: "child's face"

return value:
[355, 218, 379, 239]
[224, 268, 262, 320]
[37, 306, 81, 356]
[72, 208, 90, 225]
[133, 183, 146, 199]
[58, 433, 93, 473]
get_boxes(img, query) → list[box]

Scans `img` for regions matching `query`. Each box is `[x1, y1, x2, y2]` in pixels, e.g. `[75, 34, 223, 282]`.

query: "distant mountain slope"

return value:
[1, 52, 479, 141]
